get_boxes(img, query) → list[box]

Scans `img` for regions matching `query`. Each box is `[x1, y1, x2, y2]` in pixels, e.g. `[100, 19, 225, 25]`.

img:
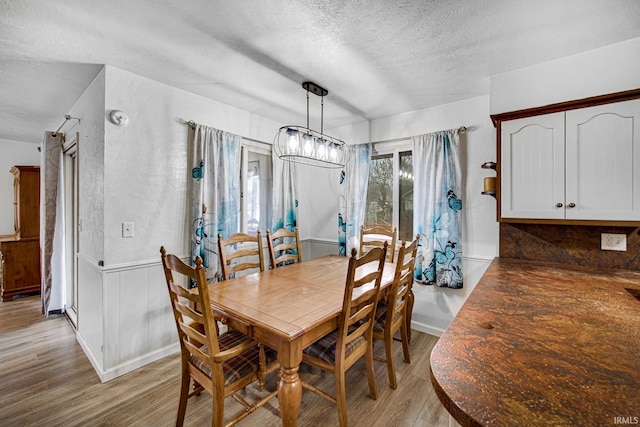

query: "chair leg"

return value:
[335, 370, 349, 427]
[176, 370, 191, 427]
[365, 342, 378, 400]
[384, 330, 398, 390]
[400, 319, 411, 364]
[211, 387, 225, 427]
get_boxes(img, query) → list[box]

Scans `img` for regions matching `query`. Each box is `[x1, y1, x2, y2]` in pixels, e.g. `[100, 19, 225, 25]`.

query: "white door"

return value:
[501, 112, 565, 219]
[565, 98, 640, 221]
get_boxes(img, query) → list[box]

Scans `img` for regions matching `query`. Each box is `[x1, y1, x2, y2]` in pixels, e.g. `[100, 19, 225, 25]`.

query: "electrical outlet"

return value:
[601, 233, 626, 251]
[122, 222, 135, 238]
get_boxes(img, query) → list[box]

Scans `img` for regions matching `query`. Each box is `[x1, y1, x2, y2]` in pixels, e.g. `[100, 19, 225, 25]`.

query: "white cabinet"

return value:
[565, 99, 640, 221]
[500, 98, 640, 222]
[501, 112, 565, 219]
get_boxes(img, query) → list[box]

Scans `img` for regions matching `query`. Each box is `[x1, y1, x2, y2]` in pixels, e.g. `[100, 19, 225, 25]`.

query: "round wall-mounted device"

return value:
[109, 110, 129, 126]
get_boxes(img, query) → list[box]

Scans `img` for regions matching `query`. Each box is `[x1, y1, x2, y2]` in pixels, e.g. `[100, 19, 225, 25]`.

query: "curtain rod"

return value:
[177, 118, 269, 145]
[370, 125, 467, 145]
[52, 115, 80, 137]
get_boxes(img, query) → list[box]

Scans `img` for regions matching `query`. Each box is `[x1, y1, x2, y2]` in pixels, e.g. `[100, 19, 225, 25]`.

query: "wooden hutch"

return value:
[0, 166, 41, 301]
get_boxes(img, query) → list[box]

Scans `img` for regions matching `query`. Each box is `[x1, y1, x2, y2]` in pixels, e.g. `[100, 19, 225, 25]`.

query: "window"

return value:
[365, 149, 413, 242]
[241, 144, 272, 236]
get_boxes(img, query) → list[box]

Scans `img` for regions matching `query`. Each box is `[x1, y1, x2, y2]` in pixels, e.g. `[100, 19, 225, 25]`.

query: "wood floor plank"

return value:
[0, 295, 457, 426]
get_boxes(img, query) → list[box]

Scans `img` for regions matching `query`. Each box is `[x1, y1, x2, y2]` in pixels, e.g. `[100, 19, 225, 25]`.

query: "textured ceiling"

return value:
[1, 0, 640, 144]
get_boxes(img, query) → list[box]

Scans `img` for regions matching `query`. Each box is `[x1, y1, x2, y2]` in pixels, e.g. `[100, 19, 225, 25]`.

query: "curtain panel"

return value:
[338, 143, 371, 256]
[412, 130, 463, 288]
[190, 124, 241, 283]
[41, 131, 65, 315]
[272, 150, 298, 232]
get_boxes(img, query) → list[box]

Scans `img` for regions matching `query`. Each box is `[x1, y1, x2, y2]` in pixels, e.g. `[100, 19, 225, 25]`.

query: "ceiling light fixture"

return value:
[274, 81, 348, 168]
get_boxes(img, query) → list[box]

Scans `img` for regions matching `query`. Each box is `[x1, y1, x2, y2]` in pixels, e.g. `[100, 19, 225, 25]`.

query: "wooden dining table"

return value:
[207, 254, 404, 427]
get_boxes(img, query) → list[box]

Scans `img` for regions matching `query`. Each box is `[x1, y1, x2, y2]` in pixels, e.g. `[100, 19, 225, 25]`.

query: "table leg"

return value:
[277, 342, 303, 426]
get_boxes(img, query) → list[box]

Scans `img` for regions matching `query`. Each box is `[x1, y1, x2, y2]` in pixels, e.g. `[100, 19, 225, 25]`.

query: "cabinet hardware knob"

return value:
[556, 203, 563, 208]
[567, 203, 576, 208]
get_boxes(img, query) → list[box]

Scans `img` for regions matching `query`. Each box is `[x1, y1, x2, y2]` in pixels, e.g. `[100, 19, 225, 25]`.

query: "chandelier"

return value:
[274, 81, 348, 168]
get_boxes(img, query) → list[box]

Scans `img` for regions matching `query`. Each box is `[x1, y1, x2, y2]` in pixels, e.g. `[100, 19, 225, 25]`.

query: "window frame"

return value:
[240, 139, 272, 235]
[368, 139, 413, 240]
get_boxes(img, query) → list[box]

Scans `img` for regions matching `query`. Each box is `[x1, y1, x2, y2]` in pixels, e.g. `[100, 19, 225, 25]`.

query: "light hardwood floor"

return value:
[1, 296, 455, 427]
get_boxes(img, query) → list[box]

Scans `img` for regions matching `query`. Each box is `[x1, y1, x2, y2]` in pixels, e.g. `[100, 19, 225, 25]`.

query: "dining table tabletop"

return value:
[207, 254, 402, 427]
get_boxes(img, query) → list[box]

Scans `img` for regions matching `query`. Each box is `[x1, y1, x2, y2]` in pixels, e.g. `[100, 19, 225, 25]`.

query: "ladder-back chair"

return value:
[359, 225, 396, 262]
[301, 243, 388, 427]
[266, 227, 302, 268]
[160, 247, 278, 427]
[373, 236, 418, 389]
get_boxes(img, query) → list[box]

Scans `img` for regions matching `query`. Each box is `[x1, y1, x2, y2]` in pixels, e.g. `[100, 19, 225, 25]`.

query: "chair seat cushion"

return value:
[191, 329, 276, 386]
[373, 301, 401, 333]
[303, 329, 365, 365]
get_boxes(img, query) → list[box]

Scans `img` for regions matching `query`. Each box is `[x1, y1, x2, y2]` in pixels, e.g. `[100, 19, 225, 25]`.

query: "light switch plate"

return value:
[122, 222, 134, 238]
[601, 233, 626, 251]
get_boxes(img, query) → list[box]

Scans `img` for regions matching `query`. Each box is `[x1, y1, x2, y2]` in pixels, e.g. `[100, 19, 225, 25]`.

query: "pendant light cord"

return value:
[306, 90, 310, 129]
[321, 96, 324, 136]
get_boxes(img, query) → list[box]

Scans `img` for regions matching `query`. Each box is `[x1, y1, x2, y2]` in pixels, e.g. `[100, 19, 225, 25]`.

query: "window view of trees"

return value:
[365, 151, 414, 242]
[399, 151, 413, 242]
[365, 154, 393, 227]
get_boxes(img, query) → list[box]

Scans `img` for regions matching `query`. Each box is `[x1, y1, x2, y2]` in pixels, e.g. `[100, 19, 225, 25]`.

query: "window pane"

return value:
[399, 151, 413, 242]
[365, 154, 393, 228]
[245, 151, 272, 236]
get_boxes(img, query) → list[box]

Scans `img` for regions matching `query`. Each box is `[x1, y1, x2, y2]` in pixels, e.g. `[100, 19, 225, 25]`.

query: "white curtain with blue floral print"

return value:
[413, 130, 463, 288]
[272, 150, 298, 232]
[338, 143, 371, 256]
[190, 124, 241, 283]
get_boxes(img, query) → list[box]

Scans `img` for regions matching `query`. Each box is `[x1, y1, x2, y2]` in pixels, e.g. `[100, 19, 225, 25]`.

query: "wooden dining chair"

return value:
[266, 227, 302, 268]
[301, 243, 388, 427]
[160, 246, 279, 427]
[217, 231, 265, 280]
[372, 236, 418, 390]
[359, 224, 397, 262]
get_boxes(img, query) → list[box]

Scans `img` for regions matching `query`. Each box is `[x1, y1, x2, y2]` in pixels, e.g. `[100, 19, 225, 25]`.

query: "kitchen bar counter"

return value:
[430, 257, 640, 426]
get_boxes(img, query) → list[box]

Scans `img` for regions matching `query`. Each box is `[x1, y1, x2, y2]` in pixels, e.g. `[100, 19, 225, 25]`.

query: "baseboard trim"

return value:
[410, 320, 445, 338]
[76, 331, 180, 383]
[99, 343, 180, 383]
[75, 331, 104, 382]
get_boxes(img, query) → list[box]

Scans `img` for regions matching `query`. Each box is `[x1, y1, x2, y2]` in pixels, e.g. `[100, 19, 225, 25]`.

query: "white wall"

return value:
[70, 65, 284, 381]
[0, 139, 40, 235]
[69, 68, 107, 263]
[491, 37, 640, 114]
[103, 66, 282, 266]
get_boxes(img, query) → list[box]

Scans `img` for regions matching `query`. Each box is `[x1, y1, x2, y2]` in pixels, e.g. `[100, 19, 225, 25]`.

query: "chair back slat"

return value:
[338, 244, 387, 357]
[360, 225, 396, 262]
[266, 227, 302, 268]
[386, 236, 419, 331]
[160, 248, 221, 358]
[218, 231, 265, 280]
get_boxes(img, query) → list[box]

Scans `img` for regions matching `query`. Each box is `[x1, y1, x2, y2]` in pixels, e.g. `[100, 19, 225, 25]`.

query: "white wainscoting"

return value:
[300, 237, 340, 260]
[76, 254, 179, 382]
[75, 240, 493, 381]
[409, 255, 493, 337]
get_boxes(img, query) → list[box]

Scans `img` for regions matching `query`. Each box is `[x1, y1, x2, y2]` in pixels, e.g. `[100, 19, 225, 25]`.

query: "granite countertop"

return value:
[430, 257, 640, 427]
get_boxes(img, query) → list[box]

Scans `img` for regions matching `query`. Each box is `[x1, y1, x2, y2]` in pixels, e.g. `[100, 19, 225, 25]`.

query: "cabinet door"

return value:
[501, 112, 565, 219]
[565, 99, 640, 221]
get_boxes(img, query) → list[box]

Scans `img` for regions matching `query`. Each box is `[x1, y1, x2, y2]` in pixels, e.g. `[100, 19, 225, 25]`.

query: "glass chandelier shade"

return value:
[273, 82, 348, 168]
[274, 125, 347, 168]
